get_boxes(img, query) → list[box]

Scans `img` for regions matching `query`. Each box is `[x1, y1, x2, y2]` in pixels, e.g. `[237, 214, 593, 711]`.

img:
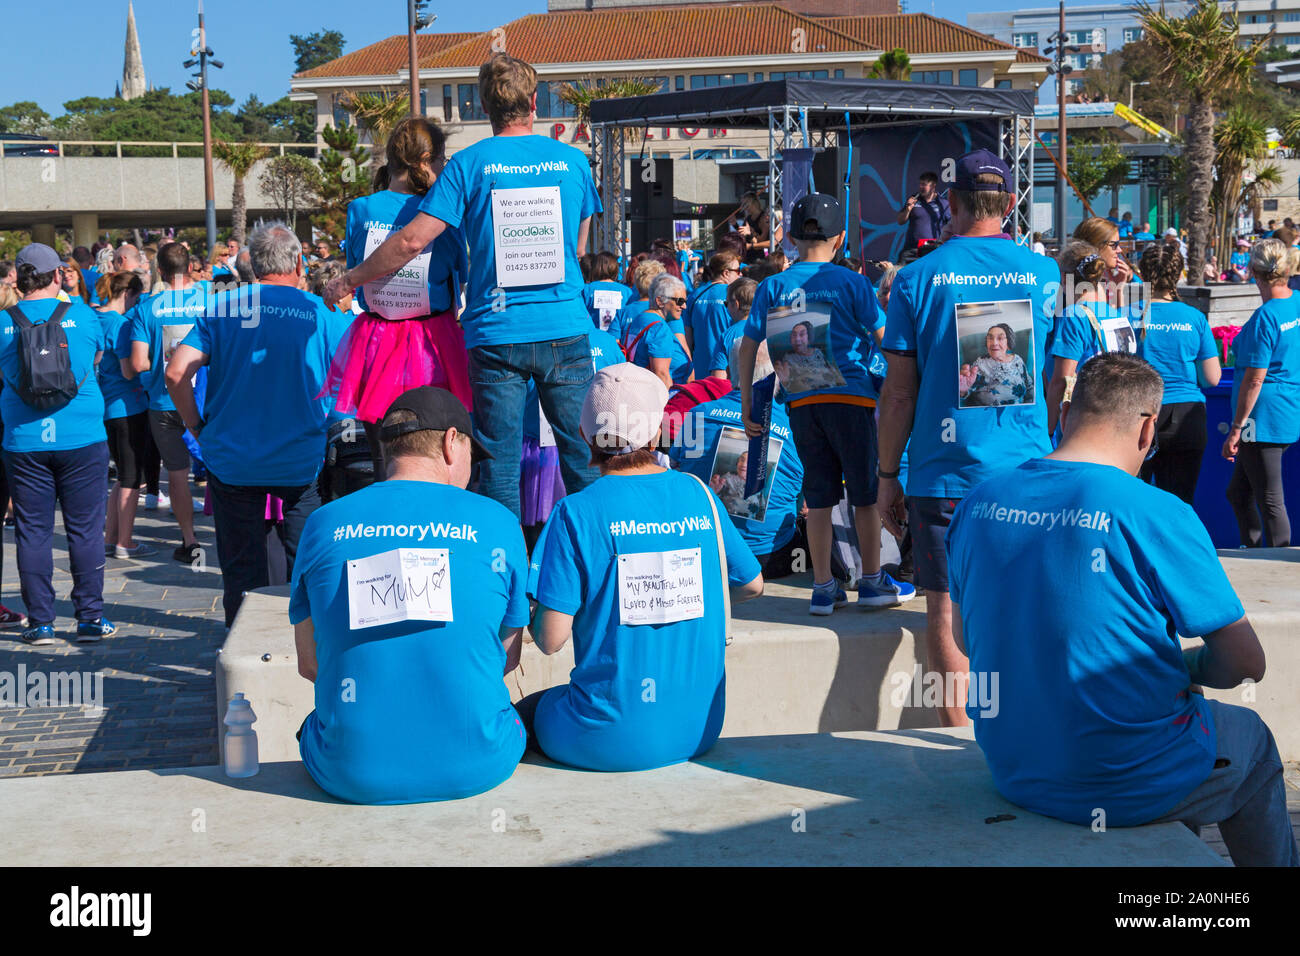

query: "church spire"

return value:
[121, 1, 147, 101]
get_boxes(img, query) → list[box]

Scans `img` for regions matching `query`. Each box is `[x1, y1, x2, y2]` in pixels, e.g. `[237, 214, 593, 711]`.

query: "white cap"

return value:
[1164, 228, 1179, 238]
[581, 363, 669, 454]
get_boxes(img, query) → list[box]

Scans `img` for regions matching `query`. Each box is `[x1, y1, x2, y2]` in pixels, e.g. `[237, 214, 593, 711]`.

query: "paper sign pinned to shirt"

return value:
[347, 547, 453, 630]
[491, 185, 565, 288]
[363, 225, 432, 319]
[618, 547, 705, 626]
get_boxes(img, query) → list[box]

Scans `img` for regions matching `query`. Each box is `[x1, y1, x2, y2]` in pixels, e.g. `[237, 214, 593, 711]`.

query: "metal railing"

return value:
[0, 140, 317, 159]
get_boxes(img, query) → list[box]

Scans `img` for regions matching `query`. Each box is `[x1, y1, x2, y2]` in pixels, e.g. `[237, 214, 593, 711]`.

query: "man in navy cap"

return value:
[877, 148, 1058, 726]
[738, 192, 915, 615]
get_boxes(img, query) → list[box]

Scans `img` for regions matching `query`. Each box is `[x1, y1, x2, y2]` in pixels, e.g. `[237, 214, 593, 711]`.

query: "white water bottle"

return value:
[223, 693, 259, 778]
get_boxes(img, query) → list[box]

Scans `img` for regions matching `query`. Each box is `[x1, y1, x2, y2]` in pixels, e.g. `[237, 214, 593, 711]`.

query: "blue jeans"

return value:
[5, 442, 109, 625]
[1153, 699, 1299, 867]
[207, 472, 320, 627]
[469, 334, 597, 518]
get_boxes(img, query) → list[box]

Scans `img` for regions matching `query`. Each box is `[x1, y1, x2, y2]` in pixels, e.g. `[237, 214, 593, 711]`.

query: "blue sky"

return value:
[7, 0, 1030, 117]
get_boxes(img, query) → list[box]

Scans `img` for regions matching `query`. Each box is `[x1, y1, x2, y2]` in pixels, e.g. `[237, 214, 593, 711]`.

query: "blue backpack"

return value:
[5, 302, 82, 411]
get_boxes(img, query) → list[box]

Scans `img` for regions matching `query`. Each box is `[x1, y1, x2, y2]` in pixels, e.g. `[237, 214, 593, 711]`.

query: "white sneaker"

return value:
[144, 492, 171, 512]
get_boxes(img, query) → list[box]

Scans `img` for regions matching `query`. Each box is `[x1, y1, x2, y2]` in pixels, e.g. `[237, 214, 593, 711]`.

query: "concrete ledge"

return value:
[217, 549, 1300, 765]
[0, 728, 1224, 866]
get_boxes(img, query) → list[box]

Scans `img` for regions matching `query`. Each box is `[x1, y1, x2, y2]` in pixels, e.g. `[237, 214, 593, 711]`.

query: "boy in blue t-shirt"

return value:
[948, 353, 1296, 867]
[738, 193, 914, 615]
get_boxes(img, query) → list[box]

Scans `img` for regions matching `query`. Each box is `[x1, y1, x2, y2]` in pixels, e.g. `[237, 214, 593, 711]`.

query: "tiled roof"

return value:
[820, 13, 1036, 58]
[295, 33, 482, 78]
[1015, 47, 1050, 65]
[419, 6, 872, 68]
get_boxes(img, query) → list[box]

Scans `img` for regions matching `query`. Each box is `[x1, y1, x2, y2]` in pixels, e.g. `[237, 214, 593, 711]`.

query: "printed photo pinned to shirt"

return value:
[1101, 316, 1138, 355]
[347, 547, 453, 630]
[592, 289, 623, 331]
[766, 300, 845, 394]
[709, 425, 783, 522]
[162, 324, 196, 364]
[955, 300, 1036, 408]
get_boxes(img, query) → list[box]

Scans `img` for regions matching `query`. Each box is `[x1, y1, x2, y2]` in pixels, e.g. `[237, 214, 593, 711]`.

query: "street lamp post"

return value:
[1044, 1, 1079, 247]
[185, 1, 224, 254]
[1129, 80, 1151, 109]
[408, 2, 437, 118]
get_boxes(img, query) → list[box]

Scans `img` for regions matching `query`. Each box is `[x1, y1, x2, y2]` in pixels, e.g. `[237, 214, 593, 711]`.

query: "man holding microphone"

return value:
[895, 171, 949, 251]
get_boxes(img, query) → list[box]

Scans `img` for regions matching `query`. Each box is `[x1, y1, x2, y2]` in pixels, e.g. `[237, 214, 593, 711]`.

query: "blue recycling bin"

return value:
[1193, 366, 1300, 548]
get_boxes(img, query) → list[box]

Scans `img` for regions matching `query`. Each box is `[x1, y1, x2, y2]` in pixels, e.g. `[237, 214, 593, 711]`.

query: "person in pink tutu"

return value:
[330, 117, 470, 481]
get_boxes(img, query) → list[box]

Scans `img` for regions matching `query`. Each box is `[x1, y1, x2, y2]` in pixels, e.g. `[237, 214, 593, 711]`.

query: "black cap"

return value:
[953, 149, 1011, 192]
[790, 193, 843, 241]
[379, 387, 492, 461]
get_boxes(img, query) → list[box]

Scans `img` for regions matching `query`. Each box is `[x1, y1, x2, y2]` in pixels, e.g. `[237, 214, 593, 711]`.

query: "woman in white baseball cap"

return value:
[520, 362, 763, 772]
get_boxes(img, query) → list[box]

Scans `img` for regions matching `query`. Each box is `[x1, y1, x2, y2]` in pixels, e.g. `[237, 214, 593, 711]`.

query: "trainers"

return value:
[857, 571, 917, 609]
[174, 542, 202, 564]
[144, 491, 171, 511]
[810, 582, 848, 616]
[76, 618, 116, 642]
[0, 605, 26, 628]
[115, 542, 158, 559]
[21, 624, 56, 645]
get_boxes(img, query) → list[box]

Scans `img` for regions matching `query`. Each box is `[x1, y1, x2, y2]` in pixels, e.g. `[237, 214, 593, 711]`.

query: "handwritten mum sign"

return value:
[347, 548, 453, 630]
[617, 547, 705, 626]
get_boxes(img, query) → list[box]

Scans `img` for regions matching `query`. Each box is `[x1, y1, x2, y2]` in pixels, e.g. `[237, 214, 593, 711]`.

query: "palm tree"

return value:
[557, 77, 664, 143]
[869, 49, 912, 81]
[1210, 109, 1270, 266]
[339, 90, 411, 162]
[213, 140, 271, 247]
[1138, 0, 1269, 285]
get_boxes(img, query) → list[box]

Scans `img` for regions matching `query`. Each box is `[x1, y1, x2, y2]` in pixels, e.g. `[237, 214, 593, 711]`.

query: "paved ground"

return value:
[0, 483, 1294, 864]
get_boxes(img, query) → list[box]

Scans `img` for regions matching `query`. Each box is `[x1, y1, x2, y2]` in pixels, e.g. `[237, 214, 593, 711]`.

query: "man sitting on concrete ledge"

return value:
[521, 363, 764, 771]
[948, 353, 1298, 866]
[290, 387, 530, 804]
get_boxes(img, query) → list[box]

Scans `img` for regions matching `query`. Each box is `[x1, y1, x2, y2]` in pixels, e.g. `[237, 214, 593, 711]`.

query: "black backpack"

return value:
[5, 302, 82, 411]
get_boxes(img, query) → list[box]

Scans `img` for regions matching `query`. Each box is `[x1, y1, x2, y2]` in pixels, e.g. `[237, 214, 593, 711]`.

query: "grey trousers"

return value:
[1153, 699, 1298, 867]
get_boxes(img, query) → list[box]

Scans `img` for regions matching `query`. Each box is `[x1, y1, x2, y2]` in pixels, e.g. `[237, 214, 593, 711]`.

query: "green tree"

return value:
[339, 90, 411, 161]
[292, 30, 346, 74]
[214, 140, 272, 247]
[557, 78, 663, 140]
[312, 123, 371, 248]
[869, 49, 912, 81]
[259, 154, 321, 232]
[1068, 140, 1130, 212]
[1138, 0, 1269, 286]
[0, 101, 51, 134]
[1210, 109, 1271, 264]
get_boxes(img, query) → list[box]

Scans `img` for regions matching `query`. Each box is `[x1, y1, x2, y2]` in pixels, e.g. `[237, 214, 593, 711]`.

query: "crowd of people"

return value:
[0, 52, 1294, 865]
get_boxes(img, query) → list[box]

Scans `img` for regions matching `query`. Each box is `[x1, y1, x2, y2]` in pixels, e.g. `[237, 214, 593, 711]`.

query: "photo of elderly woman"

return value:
[955, 300, 1036, 408]
[766, 302, 846, 394]
[708, 426, 783, 522]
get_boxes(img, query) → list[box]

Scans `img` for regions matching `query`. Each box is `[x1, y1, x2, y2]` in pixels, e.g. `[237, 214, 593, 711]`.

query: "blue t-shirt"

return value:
[688, 282, 732, 380]
[0, 300, 106, 452]
[635, 316, 692, 384]
[948, 457, 1242, 826]
[1232, 294, 1300, 444]
[744, 261, 883, 404]
[527, 470, 760, 771]
[609, 297, 650, 344]
[1134, 231, 1156, 242]
[418, 135, 601, 349]
[81, 269, 102, 306]
[182, 284, 354, 486]
[127, 286, 210, 412]
[1135, 300, 1217, 406]
[97, 309, 148, 420]
[883, 236, 1057, 499]
[668, 389, 803, 555]
[583, 280, 633, 331]
[710, 321, 746, 376]
[1052, 299, 1134, 367]
[346, 189, 466, 317]
[290, 479, 529, 804]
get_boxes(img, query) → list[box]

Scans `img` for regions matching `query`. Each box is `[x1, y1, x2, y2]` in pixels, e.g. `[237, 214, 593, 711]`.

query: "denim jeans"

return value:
[207, 472, 321, 627]
[469, 333, 597, 518]
[5, 442, 109, 625]
[1152, 699, 1299, 867]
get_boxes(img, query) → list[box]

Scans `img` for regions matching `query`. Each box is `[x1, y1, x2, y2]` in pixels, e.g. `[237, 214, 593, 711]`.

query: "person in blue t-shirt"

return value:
[1227, 238, 1252, 283]
[948, 353, 1297, 867]
[740, 193, 913, 617]
[336, 117, 470, 482]
[292, 386, 529, 804]
[1223, 238, 1300, 548]
[1, 244, 116, 645]
[633, 274, 693, 387]
[1132, 243, 1221, 503]
[707, 276, 758, 379]
[1046, 241, 1138, 434]
[609, 258, 662, 345]
[127, 242, 207, 563]
[73, 247, 101, 306]
[95, 270, 154, 560]
[669, 338, 804, 575]
[685, 252, 743, 380]
[1133, 222, 1156, 243]
[582, 250, 633, 330]
[325, 55, 601, 519]
[521, 363, 763, 771]
[878, 149, 1057, 727]
[166, 222, 354, 627]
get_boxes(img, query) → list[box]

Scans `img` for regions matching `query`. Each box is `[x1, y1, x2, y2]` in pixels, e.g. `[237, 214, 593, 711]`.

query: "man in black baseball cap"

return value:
[379, 386, 493, 470]
[790, 193, 844, 241]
